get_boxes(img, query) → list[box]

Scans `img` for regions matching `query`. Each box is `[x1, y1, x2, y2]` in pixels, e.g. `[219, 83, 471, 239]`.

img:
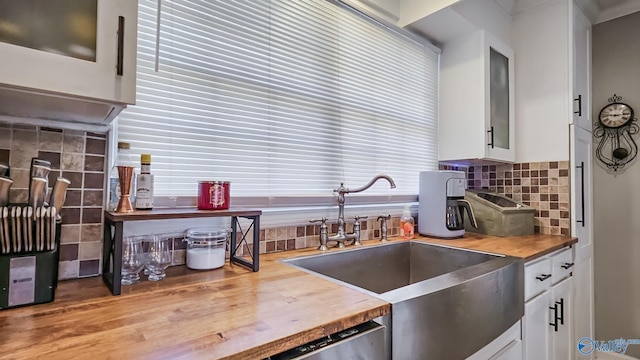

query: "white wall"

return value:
[397, 0, 461, 27]
[512, 0, 571, 162]
[452, 0, 513, 46]
[345, 0, 401, 23]
[592, 11, 640, 359]
[401, 0, 511, 47]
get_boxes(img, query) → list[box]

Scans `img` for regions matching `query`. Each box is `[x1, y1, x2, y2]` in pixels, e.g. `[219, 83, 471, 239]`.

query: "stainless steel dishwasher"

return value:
[266, 321, 386, 360]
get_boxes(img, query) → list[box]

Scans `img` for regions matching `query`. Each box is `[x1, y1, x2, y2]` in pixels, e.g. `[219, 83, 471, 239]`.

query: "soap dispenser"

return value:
[400, 204, 415, 239]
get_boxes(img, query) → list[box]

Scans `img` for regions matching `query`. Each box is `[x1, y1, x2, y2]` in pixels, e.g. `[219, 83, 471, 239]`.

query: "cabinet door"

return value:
[570, 125, 595, 359]
[551, 277, 573, 360]
[485, 33, 515, 163]
[0, 0, 137, 105]
[571, 2, 591, 131]
[439, 30, 515, 163]
[524, 291, 552, 360]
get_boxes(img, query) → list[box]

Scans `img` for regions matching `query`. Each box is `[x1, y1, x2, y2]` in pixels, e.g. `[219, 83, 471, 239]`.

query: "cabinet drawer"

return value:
[524, 257, 552, 301]
[551, 248, 574, 284]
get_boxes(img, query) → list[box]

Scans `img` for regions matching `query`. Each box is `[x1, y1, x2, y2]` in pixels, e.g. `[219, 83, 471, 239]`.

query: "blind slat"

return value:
[118, 0, 439, 197]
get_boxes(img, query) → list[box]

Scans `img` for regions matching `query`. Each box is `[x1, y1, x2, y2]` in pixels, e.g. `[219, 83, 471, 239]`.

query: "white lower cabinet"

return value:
[523, 248, 574, 360]
[551, 277, 572, 360]
[524, 290, 552, 360]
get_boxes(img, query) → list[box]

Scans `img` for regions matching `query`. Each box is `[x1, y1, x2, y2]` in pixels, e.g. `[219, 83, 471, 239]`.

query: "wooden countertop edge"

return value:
[220, 305, 391, 360]
[521, 237, 578, 262]
[411, 234, 578, 262]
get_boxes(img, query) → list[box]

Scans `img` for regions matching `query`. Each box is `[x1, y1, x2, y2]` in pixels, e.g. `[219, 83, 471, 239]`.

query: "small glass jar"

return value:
[184, 228, 229, 270]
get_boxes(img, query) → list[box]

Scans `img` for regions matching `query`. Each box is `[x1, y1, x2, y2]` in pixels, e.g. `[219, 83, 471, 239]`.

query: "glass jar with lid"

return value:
[184, 228, 230, 270]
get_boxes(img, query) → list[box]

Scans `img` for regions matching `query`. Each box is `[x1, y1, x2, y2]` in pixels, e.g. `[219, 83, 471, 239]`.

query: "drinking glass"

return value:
[143, 234, 172, 281]
[121, 235, 145, 285]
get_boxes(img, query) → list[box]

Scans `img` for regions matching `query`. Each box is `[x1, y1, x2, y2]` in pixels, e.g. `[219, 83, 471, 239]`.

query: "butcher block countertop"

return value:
[420, 232, 578, 262]
[0, 233, 576, 359]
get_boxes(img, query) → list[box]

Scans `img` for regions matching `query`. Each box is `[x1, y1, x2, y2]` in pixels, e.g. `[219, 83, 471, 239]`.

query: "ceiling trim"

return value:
[596, 1, 640, 24]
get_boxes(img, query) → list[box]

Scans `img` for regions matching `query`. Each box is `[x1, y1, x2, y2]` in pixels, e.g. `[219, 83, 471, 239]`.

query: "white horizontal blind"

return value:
[118, 0, 438, 201]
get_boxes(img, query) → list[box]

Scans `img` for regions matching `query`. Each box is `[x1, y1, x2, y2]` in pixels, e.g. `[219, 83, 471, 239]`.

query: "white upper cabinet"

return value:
[439, 30, 515, 164]
[0, 0, 137, 124]
[571, 2, 592, 132]
[512, 0, 592, 162]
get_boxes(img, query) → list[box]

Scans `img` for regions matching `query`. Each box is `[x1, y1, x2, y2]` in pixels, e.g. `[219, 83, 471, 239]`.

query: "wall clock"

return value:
[599, 102, 633, 128]
[594, 94, 639, 172]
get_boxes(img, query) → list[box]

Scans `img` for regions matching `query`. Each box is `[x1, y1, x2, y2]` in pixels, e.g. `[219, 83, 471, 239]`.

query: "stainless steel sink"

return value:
[283, 241, 524, 360]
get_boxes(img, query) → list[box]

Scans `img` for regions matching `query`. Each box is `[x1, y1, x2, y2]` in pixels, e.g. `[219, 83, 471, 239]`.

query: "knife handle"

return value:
[50, 178, 71, 220]
[0, 176, 12, 207]
[29, 177, 47, 217]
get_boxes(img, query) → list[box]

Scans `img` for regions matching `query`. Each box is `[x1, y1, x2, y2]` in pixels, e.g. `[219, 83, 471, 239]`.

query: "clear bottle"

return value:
[108, 142, 135, 211]
[400, 204, 415, 239]
[135, 154, 154, 210]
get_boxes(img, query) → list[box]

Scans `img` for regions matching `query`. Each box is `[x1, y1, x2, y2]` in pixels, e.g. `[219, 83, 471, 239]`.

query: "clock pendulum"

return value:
[594, 94, 639, 172]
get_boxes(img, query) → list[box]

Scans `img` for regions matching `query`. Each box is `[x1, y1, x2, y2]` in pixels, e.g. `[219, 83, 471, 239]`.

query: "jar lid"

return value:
[117, 142, 131, 149]
[184, 228, 229, 245]
[198, 181, 230, 184]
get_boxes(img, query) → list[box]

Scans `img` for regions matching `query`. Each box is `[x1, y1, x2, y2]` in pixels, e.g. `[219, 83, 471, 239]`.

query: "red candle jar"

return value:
[197, 181, 230, 210]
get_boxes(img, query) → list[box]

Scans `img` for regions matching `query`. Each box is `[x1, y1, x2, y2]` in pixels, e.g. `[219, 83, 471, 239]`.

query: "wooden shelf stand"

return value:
[102, 208, 261, 295]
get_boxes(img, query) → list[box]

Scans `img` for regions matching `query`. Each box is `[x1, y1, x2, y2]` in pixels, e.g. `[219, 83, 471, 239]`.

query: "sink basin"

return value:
[283, 241, 524, 360]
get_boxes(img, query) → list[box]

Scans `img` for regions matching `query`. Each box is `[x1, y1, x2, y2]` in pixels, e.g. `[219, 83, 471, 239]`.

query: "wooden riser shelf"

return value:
[102, 207, 261, 295]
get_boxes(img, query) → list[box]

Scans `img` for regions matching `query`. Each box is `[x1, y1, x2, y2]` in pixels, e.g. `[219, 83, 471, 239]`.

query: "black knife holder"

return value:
[0, 204, 62, 310]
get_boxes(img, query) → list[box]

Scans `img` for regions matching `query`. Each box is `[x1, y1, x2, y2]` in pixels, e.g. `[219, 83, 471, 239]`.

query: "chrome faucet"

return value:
[317, 175, 395, 250]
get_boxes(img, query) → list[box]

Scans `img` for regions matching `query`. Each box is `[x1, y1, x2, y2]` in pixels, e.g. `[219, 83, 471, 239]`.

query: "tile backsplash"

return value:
[243, 160, 573, 259]
[0, 122, 106, 279]
[228, 217, 405, 259]
[0, 122, 573, 280]
[441, 161, 571, 236]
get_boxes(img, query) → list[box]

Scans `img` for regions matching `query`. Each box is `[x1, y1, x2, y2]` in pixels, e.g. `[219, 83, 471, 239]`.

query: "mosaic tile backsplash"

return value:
[0, 122, 106, 280]
[162, 217, 406, 265]
[441, 161, 571, 236]
[0, 122, 573, 279]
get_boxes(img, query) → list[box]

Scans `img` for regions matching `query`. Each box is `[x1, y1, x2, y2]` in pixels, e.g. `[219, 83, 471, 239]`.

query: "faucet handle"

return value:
[377, 214, 391, 242]
[310, 217, 327, 226]
[310, 218, 330, 251]
[352, 216, 368, 246]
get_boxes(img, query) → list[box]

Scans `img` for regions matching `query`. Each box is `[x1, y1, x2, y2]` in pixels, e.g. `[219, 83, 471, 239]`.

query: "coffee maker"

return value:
[418, 170, 477, 238]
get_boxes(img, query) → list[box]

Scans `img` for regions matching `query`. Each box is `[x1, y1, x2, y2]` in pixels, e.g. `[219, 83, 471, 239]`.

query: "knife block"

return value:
[0, 204, 61, 310]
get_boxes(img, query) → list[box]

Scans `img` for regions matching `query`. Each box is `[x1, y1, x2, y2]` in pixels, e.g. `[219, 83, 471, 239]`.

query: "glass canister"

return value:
[184, 228, 230, 270]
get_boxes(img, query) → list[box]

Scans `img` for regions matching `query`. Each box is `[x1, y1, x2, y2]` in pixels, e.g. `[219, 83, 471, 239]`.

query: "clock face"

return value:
[599, 102, 634, 128]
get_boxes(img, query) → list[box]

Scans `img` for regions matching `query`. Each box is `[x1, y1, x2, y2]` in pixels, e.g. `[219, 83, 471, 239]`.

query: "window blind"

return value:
[118, 0, 439, 203]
